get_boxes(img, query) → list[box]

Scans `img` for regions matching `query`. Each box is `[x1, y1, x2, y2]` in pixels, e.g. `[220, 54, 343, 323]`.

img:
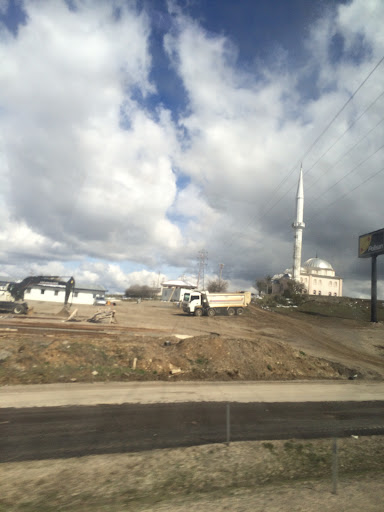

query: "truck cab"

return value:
[182, 291, 205, 316]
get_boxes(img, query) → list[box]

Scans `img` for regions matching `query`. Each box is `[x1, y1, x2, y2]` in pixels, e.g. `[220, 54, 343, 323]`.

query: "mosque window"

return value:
[328, 292, 332, 296]
[313, 290, 316, 295]
[334, 293, 337, 296]
[318, 290, 321, 295]
[319, 280, 322, 285]
[314, 279, 317, 285]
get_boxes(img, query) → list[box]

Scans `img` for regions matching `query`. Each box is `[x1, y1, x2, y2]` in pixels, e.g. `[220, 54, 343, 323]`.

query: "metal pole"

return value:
[226, 403, 231, 445]
[332, 438, 338, 495]
[219, 263, 224, 283]
[371, 255, 378, 322]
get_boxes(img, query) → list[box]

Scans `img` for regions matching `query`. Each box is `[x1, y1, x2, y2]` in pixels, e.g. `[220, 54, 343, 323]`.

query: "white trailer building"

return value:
[161, 280, 196, 302]
[0, 278, 107, 305]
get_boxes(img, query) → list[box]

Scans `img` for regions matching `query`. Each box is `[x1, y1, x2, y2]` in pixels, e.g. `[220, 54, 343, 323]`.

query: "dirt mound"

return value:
[0, 329, 353, 384]
[161, 335, 349, 380]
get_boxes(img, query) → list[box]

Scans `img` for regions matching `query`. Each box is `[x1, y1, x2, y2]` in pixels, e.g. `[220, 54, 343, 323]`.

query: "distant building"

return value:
[272, 258, 343, 297]
[0, 277, 107, 305]
[271, 168, 343, 297]
[25, 282, 107, 305]
[161, 280, 196, 302]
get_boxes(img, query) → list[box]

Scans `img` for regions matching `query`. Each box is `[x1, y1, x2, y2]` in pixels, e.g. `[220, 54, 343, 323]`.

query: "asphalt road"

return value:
[1, 401, 384, 462]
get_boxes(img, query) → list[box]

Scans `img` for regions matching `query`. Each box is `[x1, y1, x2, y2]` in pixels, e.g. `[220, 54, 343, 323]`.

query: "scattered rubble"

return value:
[87, 309, 116, 324]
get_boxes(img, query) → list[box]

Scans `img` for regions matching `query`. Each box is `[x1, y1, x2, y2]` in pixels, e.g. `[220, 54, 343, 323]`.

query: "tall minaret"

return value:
[292, 166, 305, 281]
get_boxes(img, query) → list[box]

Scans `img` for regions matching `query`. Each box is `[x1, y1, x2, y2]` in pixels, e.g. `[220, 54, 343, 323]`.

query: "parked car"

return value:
[94, 297, 107, 306]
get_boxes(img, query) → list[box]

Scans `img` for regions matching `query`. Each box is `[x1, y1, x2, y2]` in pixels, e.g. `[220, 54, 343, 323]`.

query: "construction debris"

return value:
[65, 309, 79, 322]
[87, 309, 117, 324]
[170, 368, 182, 375]
[56, 305, 72, 318]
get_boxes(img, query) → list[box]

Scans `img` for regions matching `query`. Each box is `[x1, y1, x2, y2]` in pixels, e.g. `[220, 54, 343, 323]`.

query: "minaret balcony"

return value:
[292, 221, 305, 229]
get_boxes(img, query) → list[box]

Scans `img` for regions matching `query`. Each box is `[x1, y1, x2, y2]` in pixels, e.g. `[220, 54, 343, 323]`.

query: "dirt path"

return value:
[2, 381, 384, 408]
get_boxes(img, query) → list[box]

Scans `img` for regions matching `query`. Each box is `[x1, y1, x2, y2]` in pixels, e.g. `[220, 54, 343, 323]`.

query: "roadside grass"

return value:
[0, 364, 155, 385]
[259, 296, 384, 322]
[1, 437, 383, 512]
[297, 298, 383, 321]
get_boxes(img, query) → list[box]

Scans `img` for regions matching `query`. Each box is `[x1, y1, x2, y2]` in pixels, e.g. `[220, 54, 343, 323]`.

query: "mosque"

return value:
[271, 168, 343, 297]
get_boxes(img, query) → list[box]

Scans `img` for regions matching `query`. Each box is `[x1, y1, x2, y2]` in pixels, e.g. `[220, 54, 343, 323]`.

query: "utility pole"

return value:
[197, 250, 208, 290]
[219, 263, 224, 283]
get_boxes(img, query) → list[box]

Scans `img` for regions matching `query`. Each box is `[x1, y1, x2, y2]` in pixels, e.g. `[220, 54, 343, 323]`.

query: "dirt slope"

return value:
[0, 300, 383, 384]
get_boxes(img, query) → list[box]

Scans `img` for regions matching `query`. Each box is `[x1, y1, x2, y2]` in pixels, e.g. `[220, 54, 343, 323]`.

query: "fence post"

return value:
[226, 403, 231, 445]
[332, 437, 338, 494]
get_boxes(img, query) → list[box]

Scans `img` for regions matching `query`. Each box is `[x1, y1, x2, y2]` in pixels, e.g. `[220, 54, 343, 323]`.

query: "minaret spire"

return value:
[292, 165, 305, 281]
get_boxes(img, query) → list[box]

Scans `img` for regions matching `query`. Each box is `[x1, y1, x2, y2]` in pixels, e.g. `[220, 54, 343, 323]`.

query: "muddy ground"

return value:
[0, 299, 383, 384]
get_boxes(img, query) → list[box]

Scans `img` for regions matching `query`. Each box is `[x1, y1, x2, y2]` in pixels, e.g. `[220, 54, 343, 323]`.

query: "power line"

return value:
[307, 141, 384, 205]
[216, 55, 384, 258]
[305, 89, 384, 178]
[264, 135, 384, 235]
[306, 116, 384, 193]
[307, 165, 384, 222]
[257, 54, 384, 222]
[196, 250, 208, 289]
[299, 55, 384, 166]
[258, 112, 384, 227]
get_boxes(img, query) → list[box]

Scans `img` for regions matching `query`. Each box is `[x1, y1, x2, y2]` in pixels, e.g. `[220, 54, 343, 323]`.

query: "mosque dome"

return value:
[303, 258, 334, 270]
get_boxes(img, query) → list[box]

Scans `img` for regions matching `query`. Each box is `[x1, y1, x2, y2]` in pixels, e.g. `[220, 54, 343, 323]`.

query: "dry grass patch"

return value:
[1, 436, 383, 511]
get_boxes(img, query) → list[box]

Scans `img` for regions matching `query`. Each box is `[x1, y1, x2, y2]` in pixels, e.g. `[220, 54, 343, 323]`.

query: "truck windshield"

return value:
[183, 293, 190, 302]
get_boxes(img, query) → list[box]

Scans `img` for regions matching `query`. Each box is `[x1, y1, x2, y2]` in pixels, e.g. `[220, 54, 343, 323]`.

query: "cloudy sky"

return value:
[1, 0, 384, 297]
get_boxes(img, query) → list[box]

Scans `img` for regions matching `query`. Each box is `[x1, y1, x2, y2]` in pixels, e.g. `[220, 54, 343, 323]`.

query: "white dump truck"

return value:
[182, 290, 251, 317]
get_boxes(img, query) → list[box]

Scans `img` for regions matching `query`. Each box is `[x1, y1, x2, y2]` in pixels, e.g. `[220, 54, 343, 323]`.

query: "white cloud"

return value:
[0, 0, 181, 267]
[0, 0, 9, 15]
[74, 263, 166, 292]
[1, 0, 384, 297]
[164, 0, 384, 296]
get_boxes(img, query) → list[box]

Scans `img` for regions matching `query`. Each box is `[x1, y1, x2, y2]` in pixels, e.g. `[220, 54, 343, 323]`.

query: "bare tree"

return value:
[125, 284, 158, 299]
[207, 279, 228, 293]
[255, 275, 272, 295]
[282, 279, 307, 305]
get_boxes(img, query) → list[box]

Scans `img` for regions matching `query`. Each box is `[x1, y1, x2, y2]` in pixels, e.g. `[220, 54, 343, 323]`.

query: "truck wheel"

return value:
[207, 308, 216, 317]
[227, 308, 235, 316]
[194, 309, 203, 317]
[13, 304, 25, 315]
[236, 308, 244, 316]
